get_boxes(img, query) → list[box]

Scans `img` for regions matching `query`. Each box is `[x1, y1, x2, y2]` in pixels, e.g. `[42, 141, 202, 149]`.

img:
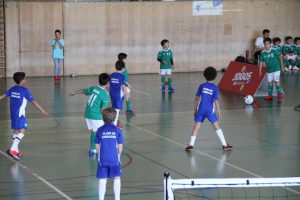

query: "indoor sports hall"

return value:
[0, 0, 300, 200]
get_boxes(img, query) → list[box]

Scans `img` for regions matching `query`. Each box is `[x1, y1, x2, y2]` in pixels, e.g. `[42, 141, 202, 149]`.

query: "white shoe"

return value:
[292, 66, 299, 70]
[288, 65, 292, 70]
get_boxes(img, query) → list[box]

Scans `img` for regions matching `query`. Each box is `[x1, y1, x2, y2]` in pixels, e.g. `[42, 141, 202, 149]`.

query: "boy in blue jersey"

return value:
[0, 72, 48, 161]
[95, 107, 123, 200]
[185, 67, 232, 151]
[110, 60, 129, 128]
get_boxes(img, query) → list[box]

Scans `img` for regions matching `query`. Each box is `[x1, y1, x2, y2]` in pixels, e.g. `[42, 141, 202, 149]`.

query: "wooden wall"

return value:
[5, 0, 300, 77]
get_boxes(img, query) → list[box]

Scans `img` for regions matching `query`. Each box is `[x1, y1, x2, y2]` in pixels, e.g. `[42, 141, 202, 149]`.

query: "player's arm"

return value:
[32, 100, 49, 116]
[121, 85, 129, 100]
[171, 51, 174, 69]
[0, 94, 6, 100]
[69, 89, 84, 96]
[57, 39, 64, 49]
[96, 143, 100, 155]
[157, 52, 166, 64]
[51, 40, 56, 49]
[259, 61, 264, 77]
[214, 99, 221, 119]
[117, 143, 123, 163]
[279, 55, 284, 72]
[193, 96, 201, 116]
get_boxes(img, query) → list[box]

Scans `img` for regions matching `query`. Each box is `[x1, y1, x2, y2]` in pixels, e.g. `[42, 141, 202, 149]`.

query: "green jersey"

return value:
[293, 45, 300, 56]
[259, 48, 281, 73]
[272, 45, 282, 53]
[83, 86, 110, 120]
[157, 49, 173, 69]
[282, 44, 295, 55]
[123, 67, 129, 83]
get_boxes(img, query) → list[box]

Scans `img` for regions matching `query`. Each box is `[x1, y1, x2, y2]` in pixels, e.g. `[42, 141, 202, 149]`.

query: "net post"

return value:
[164, 171, 174, 200]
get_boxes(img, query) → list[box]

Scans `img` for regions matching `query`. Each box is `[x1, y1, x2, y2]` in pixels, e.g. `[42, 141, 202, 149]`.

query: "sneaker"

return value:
[117, 124, 124, 129]
[168, 87, 174, 94]
[264, 95, 273, 100]
[185, 145, 193, 151]
[161, 86, 165, 93]
[223, 144, 233, 151]
[277, 93, 283, 100]
[126, 109, 136, 117]
[88, 149, 96, 157]
[288, 65, 292, 70]
[284, 67, 290, 72]
[6, 149, 20, 161]
[292, 66, 299, 70]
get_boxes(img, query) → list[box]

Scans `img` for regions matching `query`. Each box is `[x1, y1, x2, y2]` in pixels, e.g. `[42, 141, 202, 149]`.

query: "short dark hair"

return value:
[103, 107, 116, 123]
[115, 60, 125, 71]
[272, 37, 281, 44]
[160, 39, 169, 47]
[98, 73, 110, 86]
[294, 37, 300, 43]
[263, 38, 272, 44]
[285, 36, 292, 41]
[118, 53, 127, 61]
[55, 29, 61, 34]
[203, 66, 217, 81]
[13, 72, 26, 84]
[262, 29, 270, 34]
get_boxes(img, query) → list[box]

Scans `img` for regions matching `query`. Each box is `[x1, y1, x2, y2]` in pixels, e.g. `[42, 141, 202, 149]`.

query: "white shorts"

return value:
[287, 55, 297, 61]
[160, 69, 172, 75]
[267, 71, 280, 82]
[85, 118, 104, 132]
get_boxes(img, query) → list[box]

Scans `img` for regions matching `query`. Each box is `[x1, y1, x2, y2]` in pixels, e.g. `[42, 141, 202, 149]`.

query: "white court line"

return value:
[130, 88, 152, 96]
[0, 150, 74, 200]
[120, 119, 300, 195]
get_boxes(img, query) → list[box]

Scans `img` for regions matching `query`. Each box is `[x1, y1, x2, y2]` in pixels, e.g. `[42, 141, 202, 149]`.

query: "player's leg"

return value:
[265, 73, 274, 100]
[114, 109, 120, 126]
[274, 71, 283, 99]
[160, 70, 166, 93]
[185, 122, 201, 151]
[57, 59, 62, 80]
[167, 70, 174, 93]
[113, 177, 121, 200]
[125, 87, 135, 116]
[210, 114, 232, 151]
[89, 120, 104, 156]
[53, 59, 59, 80]
[86, 119, 96, 156]
[99, 178, 107, 200]
[7, 128, 25, 160]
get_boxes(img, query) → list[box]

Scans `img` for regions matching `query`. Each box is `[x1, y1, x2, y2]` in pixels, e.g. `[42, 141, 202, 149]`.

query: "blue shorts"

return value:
[11, 116, 28, 130]
[96, 164, 122, 179]
[111, 98, 124, 110]
[194, 113, 218, 123]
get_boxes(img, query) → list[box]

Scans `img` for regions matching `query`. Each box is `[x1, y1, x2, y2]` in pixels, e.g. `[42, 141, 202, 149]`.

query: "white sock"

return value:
[114, 109, 120, 126]
[113, 178, 121, 200]
[99, 179, 107, 200]
[189, 136, 196, 146]
[11, 133, 24, 152]
[216, 129, 227, 146]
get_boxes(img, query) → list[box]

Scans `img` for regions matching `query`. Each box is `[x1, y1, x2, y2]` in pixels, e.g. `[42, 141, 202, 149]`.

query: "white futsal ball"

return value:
[244, 95, 254, 105]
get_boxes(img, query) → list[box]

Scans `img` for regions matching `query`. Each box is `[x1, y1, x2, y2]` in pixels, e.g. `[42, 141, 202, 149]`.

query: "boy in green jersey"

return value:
[70, 73, 110, 157]
[293, 37, 300, 68]
[259, 38, 284, 101]
[282, 36, 298, 70]
[118, 53, 135, 117]
[157, 39, 174, 93]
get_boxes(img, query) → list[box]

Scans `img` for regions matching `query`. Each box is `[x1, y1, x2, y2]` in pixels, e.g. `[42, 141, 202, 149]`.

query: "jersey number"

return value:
[87, 94, 97, 107]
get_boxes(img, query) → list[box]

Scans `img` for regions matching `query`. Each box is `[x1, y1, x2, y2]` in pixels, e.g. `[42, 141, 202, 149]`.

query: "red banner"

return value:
[218, 61, 267, 96]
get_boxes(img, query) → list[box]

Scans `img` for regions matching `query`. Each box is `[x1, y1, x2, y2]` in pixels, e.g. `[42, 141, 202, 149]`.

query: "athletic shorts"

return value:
[160, 69, 172, 75]
[11, 116, 28, 130]
[194, 113, 218, 123]
[96, 164, 122, 178]
[111, 97, 124, 110]
[85, 118, 104, 132]
[267, 71, 280, 83]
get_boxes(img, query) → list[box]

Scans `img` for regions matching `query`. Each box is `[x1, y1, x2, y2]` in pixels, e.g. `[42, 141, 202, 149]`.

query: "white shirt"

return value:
[255, 36, 264, 50]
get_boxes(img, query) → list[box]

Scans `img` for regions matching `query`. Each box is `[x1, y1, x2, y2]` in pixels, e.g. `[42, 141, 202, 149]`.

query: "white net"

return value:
[164, 172, 300, 200]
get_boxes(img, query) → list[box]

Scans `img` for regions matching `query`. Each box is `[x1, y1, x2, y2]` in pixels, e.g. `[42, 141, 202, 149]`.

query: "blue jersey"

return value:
[196, 82, 219, 116]
[95, 123, 123, 166]
[109, 72, 126, 109]
[5, 86, 34, 120]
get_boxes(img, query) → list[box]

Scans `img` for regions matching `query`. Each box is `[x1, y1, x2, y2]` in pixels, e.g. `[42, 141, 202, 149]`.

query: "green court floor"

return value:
[0, 71, 299, 200]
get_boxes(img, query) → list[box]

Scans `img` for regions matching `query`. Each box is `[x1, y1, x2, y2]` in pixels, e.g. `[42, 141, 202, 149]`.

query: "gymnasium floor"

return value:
[0, 71, 299, 200]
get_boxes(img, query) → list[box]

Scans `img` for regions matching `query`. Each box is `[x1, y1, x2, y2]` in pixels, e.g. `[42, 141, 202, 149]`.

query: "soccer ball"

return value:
[244, 95, 254, 105]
